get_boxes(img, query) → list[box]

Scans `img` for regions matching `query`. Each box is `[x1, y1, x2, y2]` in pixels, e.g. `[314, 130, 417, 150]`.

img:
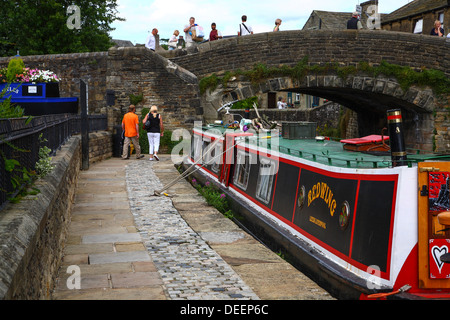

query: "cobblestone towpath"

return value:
[52, 156, 334, 300]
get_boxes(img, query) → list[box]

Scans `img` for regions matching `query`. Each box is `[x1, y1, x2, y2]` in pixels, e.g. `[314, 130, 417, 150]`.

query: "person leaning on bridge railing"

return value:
[430, 20, 444, 37]
[347, 12, 363, 30]
[273, 19, 282, 32]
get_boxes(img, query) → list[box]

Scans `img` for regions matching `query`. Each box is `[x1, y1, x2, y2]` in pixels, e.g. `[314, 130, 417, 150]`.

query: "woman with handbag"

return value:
[168, 30, 179, 50]
[143, 105, 164, 161]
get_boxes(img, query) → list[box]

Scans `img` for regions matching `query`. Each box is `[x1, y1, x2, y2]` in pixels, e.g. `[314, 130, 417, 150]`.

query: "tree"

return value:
[0, 0, 124, 57]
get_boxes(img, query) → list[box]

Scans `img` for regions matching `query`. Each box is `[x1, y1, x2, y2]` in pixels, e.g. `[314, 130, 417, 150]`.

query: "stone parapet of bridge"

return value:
[168, 30, 449, 79]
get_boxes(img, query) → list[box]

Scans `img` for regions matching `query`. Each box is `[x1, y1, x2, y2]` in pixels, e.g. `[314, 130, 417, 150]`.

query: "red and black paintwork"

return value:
[187, 128, 450, 299]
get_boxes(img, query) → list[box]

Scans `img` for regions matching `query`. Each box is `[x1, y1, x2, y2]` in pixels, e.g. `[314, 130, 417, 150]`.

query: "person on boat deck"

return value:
[143, 105, 164, 161]
[122, 105, 144, 160]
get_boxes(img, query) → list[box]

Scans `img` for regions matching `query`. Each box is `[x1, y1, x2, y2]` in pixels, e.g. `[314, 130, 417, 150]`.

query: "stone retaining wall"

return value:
[86, 131, 113, 164]
[0, 131, 112, 300]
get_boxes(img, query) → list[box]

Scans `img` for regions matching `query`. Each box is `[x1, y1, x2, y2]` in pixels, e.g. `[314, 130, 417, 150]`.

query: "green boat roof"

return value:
[201, 125, 450, 169]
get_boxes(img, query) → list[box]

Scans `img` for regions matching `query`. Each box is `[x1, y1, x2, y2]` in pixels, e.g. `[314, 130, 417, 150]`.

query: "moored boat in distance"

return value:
[181, 108, 450, 300]
[0, 82, 78, 116]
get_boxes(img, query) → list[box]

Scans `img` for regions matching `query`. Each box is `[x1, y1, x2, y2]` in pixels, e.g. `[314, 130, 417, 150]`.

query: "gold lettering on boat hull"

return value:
[307, 182, 337, 217]
[309, 216, 326, 229]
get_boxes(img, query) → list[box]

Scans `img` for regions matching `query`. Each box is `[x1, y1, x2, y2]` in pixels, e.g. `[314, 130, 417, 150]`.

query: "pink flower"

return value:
[220, 194, 226, 199]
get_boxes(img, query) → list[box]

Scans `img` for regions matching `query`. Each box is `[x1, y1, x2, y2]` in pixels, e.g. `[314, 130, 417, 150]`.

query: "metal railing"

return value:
[0, 113, 107, 211]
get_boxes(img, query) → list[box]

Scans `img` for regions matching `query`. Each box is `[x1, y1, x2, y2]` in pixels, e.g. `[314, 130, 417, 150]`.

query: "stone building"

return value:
[302, 1, 384, 30]
[381, 0, 449, 35]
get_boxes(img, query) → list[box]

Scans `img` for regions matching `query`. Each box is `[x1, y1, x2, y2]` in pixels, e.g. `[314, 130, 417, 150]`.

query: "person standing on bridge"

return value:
[347, 12, 363, 30]
[145, 28, 158, 51]
[184, 17, 198, 48]
[238, 15, 253, 36]
[430, 20, 444, 37]
[143, 105, 164, 161]
[122, 105, 144, 160]
[209, 23, 223, 41]
[273, 19, 282, 32]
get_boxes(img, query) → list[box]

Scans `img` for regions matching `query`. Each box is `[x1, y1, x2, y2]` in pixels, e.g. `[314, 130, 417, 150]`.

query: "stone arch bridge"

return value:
[1, 30, 448, 152]
[166, 29, 449, 152]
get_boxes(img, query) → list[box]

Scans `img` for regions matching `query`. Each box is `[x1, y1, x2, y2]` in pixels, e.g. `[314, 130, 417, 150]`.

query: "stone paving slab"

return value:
[52, 159, 167, 301]
[88, 250, 151, 265]
[82, 233, 142, 244]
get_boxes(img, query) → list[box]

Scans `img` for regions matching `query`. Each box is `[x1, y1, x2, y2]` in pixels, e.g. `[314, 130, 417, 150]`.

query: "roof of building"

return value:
[303, 10, 352, 30]
[112, 39, 135, 47]
[381, 0, 449, 24]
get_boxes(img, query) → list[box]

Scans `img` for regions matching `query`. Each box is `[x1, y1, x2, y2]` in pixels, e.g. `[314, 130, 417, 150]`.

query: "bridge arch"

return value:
[167, 29, 449, 151]
[219, 73, 437, 150]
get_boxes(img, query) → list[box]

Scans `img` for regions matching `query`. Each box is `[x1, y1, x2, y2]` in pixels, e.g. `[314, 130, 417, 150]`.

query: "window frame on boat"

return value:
[191, 134, 204, 163]
[210, 142, 223, 174]
[234, 150, 253, 190]
[255, 157, 277, 204]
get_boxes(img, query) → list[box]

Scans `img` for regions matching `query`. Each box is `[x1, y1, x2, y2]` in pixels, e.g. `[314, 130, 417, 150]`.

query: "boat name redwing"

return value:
[307, 182, 337, 217]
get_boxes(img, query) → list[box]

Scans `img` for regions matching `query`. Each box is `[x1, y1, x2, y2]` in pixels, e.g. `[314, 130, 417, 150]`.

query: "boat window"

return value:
[255, 158, 277, 204]
[192, 135, 202, 161]
[211, 143, 222, 173]
[202, 139, 211, 164]
[234, 150, 252, 190]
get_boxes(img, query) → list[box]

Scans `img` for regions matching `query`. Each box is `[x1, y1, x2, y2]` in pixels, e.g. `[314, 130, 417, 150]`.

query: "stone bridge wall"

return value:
[168, 30, 449, 79]
[0, 30, 448, 150]
[167, 30, 449, 152]
[0, 48, 203, 131]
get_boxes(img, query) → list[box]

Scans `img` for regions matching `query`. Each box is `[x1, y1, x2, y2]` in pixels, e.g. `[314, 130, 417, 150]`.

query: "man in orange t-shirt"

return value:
[121, 105, 144, 159]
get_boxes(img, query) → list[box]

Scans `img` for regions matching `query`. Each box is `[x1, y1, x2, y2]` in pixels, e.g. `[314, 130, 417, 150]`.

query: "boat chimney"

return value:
[387, 109, 408, 167]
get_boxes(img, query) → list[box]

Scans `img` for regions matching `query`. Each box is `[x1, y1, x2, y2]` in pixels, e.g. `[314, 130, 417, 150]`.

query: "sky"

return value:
[109, 0, 412, 44]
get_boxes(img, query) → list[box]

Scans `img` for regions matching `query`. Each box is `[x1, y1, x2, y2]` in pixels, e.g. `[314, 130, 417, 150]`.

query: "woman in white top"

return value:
[168, 30, 179, 50]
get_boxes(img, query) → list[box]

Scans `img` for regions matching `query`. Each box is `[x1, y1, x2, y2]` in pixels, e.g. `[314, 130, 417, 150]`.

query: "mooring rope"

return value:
[153, 132, 244, 196]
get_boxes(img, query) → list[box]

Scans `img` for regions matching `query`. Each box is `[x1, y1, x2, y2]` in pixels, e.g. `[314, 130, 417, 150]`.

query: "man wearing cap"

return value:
[347, 12, 363, 30]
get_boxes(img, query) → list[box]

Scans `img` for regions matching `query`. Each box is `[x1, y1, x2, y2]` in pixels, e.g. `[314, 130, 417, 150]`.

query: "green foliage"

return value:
[317, 123, 340, 139]
[129, 93, 144, 105]
[199, 73, 218, 94]
[0, 97, 26, 118]
[0, 1, 124, 57]
[6, 57, 25, 82]
[0, 67, 7, 83]
[35, 134, 54, 179]
[230, 96, 258, 109]
[192, 179, 234, 219]
[0, 84, 32, 120]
